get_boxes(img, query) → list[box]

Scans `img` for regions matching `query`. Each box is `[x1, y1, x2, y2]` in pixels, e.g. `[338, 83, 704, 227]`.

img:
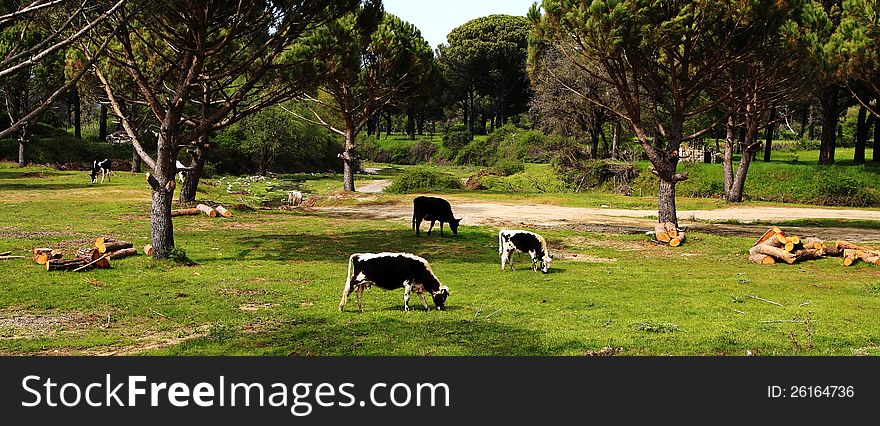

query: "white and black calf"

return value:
[90, 159, 112, 184]
[412, 196, 461, 236]
[499, 230, 553, 274]
[339, 253, 450, 312]
[175, 160, 189, 184]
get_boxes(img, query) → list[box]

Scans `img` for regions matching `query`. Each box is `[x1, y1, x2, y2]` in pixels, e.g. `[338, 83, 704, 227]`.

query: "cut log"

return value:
[788, 235, 801, 245]
[215, 205, 232, 218]
[107, 247, 138, 259]
[76, 247, 110, 268]
[0, 251, 11, 257]
[669, 233, 686, 247]
[802, 238, 825, 251]
[775, 232, 789, 245]
[171, 208, 201, 217]
[791, 248, 825, 263]
[196, 204, 218, 218]
[654, 224, 671, 243]
[751, 244, 796, 264]
[825, 241, 846, 257]
[47, 259, 88, 272]
[33, 248, 62, 265]
[71, 254, 111, 272]
[754, 227, 783, 247]
[99, 241, 133, 254]
[750, 253, 776, 265]
[784, 242, 795, 252]
[143, 244, 154, 256]
[862, 253, 880, 266]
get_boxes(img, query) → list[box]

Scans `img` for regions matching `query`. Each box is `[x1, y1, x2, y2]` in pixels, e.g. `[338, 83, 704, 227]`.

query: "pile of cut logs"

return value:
[171, 204, 232, 218]
[34, 237, 140, 272]
[654, 222, 687, 247]
[749, 227, 880, 266]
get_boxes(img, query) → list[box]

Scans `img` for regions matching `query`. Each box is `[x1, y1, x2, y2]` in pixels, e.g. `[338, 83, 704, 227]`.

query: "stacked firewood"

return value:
[171, 204, 233, 218]
[653, 222, 687, 247]
[34, 237, 139, 272]
[749, 227, 880, 266]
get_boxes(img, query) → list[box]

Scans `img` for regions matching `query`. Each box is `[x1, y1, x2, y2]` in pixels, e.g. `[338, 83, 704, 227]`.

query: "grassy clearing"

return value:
[1, 162, 880, 356]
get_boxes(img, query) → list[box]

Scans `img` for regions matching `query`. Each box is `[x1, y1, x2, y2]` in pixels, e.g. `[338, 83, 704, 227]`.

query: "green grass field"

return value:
[1, 161, 880, 356]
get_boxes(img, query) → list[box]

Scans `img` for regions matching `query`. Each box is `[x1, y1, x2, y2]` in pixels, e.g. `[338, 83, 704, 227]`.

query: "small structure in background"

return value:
[678, 141, 719, 164]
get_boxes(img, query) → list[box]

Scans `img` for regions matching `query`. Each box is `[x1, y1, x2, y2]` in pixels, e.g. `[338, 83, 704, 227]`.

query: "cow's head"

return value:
[540, 252, 553, 274]
[450, 218, 462, 235]
[432, 285, 450, 310]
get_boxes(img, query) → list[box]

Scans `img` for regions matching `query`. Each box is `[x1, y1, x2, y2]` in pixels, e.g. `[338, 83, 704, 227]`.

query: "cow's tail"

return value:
[339, 254, 356, 311]
[498, 231, 504, 255]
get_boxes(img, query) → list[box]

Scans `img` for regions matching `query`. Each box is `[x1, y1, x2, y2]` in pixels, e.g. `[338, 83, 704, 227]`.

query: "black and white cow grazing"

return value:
[412, 196, 461, 236]
[90, 159, 112, 184]
[499, 230, 553, 274]
[339, 253, 450, 312]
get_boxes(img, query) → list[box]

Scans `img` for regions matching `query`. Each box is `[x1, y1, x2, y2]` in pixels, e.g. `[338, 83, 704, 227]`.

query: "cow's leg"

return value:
[339, 279, 355, 311]
[501, 249, 509, 272]
[417, 292, 429, 311]
[428, 220, 436, 235]
[508, 251, 515, 271]
[440, 221, 444, 237]
[355, 284, 366, 313]
[403, 281, 412, 312]
[415, 218, 422, 236]
[100, 170, 106, 184]
[106, 169, 110, 182]
[530, 251, 539, 272]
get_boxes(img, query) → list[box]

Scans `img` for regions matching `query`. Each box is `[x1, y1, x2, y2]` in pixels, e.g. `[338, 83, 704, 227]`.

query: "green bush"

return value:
[481, 165, 570, 193]
[808, 168, 879, 207]
[442, 124, 473, 151]
[386, 168, 463, 193]
[454, 138, 497, 166]
[492, 158, 526, 176]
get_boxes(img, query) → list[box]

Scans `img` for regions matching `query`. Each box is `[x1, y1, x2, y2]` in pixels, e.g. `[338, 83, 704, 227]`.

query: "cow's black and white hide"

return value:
[499, 230, 553, 274]
[90, 159, 112, 184]
[412, 196, 461, 236]
[339, 253, 450, 312]
[175, 160, 188, 184]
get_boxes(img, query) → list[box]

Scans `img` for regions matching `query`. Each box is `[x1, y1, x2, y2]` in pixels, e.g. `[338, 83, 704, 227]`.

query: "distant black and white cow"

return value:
[339, 253, 450, 312]
[90, 159, 112, 184]
[499, 230, 553, 274]
[175, 160, 189, 184]
[412, 196, 461, 236]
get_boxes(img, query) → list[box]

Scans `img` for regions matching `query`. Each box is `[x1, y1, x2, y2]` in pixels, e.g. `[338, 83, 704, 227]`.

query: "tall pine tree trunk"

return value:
[179, 142, 206, 203]
[763, 107, 776, 162]
[808, 104, 815, 141]
[131, 144, 141, 173]
[406, 108, 415, 140]
[723, 115, 736, 196]
[854, 105, 869, 164]
[99, 104, 108, 142]
[148, 132, 177, 259]
[657, 178, 678, 225]
[17, 125, 29, 167]
[73, 87, 81, 139]
[818, 87, 839, 165]
[611, 122, 620, 160]
[342, 125, 356, 192]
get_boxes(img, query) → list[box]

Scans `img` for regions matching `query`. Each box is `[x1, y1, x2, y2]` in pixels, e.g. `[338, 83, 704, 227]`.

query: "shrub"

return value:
[442, 124, 473, 151]
[454, 139, 497, 166]
[492, 158, 526, 176]
[809, 168, 879, 207]
[409, 141, 438, 163]
[385, 168, 463, 193]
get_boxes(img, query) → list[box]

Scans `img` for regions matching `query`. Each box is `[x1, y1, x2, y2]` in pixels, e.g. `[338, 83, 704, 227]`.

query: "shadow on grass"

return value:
[224, 228, 502, 265]
[0, 169, 66, 179]
[0, 183, 96, 191]
[160, 315, 547, 356]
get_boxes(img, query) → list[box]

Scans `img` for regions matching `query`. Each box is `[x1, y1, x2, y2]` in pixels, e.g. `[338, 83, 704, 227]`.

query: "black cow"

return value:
[90, 159, 112, 184]
[499, 230, 553, 274]
[412, 196, 461, 236]
[339, 253, 450, 312]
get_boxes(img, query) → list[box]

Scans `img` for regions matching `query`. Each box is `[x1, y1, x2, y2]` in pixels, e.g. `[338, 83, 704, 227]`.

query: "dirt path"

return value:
[356, 180, 392, 194]
[314, 199, 880, 242]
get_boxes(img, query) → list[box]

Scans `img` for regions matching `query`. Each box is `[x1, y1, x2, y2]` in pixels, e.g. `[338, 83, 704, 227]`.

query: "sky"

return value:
[382, 0, 537, 50]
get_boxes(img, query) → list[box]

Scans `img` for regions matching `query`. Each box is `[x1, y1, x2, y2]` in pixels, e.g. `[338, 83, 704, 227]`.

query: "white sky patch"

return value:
[382, 0, 537, 50]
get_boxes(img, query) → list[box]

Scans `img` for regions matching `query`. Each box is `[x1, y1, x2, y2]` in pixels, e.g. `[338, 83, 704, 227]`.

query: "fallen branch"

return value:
[0, 255, 25, 260]
[72, 254, 111, 272]
[749, 295, 783, 307]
